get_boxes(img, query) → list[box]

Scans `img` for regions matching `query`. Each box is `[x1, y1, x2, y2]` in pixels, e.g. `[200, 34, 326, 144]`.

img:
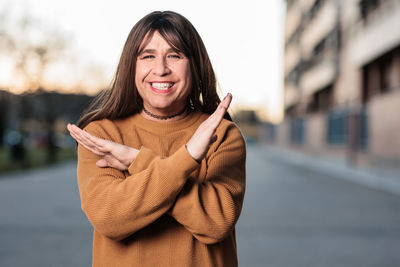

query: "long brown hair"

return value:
[78, 11, 231, 129]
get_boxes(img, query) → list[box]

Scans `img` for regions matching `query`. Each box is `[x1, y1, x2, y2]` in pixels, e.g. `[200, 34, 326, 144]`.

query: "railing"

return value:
[326, 107, 368, 149]
[359, 107, 368, 150]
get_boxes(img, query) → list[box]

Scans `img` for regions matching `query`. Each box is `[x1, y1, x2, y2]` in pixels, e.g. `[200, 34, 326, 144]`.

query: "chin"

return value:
[146, 97, 186, 113]
[147, 102, 172, 111]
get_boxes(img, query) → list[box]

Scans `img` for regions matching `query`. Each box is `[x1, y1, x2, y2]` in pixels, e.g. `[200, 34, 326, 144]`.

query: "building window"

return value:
[307, 85, 333, 113]
[327, 109, 348, 145]
[379, 55, 392, 93]
[285, 105, 296, 117]
[362, 47, 398, 103]
[327, 108, 368, 149]
[290, 117, 305, 145]
[286, 61, 303, 86]
[287, 26, 302, 47]
[309, 0, 325, 20]
[313, 38, 326, 58]
[309, 27, 341, 69]
[359, 0, 381, 21]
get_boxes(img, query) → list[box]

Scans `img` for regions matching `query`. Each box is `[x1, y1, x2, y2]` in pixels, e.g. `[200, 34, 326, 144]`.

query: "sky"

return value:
[0, 0, 285, 122]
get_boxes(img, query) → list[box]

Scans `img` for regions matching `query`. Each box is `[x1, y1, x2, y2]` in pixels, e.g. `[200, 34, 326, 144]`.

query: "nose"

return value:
[152, 57, 171, 76]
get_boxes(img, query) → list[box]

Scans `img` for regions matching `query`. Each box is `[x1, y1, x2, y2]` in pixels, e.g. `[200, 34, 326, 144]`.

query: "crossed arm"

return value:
[68, 93, 232, 170]
[68, 93, 246, 243]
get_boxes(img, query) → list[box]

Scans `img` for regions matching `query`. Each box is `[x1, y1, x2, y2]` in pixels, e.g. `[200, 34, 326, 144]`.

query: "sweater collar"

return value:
[129, 110, 205, 135]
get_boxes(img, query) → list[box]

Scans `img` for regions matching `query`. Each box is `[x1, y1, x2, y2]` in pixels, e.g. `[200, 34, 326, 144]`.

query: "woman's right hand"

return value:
[67, 124, 139, 171]
[186, 93, 232, 162]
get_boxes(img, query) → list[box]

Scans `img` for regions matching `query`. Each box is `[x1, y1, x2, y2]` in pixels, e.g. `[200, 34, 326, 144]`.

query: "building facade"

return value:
[279, 0, 400, 167]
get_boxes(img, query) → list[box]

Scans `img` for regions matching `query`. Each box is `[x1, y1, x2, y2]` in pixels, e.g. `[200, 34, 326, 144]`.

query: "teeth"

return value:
[152, 82, 173, 90]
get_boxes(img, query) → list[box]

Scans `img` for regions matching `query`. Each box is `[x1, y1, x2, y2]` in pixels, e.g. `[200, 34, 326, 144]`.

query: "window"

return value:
[327, 109, 348, 145]
[379, 55, 392, 93]
[362, 46, 398, 102]
[309, 0, 324, 20]
[307, 85, 333, 113]
[290, 117, 305, 144]
[359, 0, 381, 21]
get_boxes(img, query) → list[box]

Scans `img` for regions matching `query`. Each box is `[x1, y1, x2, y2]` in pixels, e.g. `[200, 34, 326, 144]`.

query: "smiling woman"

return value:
[77, 10, 227, 128]
[67, 10, 246, 267]
[135, 31, 191, 118]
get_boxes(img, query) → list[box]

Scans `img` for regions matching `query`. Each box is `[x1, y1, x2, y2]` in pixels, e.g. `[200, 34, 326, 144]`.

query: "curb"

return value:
[262, 145, 400, 196]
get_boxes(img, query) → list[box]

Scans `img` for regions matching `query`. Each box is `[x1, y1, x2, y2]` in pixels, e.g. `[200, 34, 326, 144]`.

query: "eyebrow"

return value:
[139, 48, 181, 55]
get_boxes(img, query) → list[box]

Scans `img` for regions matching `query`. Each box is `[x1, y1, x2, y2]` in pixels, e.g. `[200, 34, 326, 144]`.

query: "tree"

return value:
[0, 6, 69, 162]
[0, 7, 69, 92]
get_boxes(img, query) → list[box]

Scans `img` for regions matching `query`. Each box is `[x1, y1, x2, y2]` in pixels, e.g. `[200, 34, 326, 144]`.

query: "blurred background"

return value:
[264, 0, 400, 170]
[0, 0, 283, 172]
[1, 0, 400, 266]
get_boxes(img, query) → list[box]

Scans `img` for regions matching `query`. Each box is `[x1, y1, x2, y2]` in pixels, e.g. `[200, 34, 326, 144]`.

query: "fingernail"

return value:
[223, 94, 228, 100]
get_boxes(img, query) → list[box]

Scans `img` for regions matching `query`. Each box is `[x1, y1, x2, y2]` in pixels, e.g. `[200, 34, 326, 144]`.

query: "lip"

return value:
[149, 81, 175, 94]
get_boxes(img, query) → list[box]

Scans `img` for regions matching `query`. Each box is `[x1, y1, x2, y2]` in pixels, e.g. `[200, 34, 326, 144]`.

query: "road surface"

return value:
[1, 144, 400, 266]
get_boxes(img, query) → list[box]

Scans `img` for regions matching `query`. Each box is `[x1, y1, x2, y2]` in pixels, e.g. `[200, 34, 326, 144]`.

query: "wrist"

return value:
[185, 143, 201, 163]
[125, 147, 138, 166]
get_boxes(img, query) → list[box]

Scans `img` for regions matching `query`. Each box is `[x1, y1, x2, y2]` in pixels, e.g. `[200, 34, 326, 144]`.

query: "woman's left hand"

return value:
[67, 124, 139, 171]
[185, 93, 232, 161]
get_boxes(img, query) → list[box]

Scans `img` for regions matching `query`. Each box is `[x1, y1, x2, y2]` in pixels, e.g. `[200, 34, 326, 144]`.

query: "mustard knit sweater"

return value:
[77, 111, 246, 267]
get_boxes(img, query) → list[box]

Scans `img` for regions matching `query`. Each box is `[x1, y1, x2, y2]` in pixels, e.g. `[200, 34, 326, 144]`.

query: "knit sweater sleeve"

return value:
[168, 122, 246, 244]
[77, 121, 199, 241]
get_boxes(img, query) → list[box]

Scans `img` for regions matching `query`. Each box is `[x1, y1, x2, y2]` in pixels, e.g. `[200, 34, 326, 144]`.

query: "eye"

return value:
[140, 54, 154, 59]
[167, 54, 181, 59]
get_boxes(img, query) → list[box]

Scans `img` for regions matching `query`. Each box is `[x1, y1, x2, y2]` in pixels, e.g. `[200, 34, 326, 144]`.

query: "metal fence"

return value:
[326, 107, 368, 149]
[327, 109, 349, 145]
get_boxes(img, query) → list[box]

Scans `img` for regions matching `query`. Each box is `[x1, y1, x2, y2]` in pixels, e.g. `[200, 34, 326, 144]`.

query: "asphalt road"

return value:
[237, 144, 400, 267]
[0, 162, 92, 267]
[1, 144, 400, 267]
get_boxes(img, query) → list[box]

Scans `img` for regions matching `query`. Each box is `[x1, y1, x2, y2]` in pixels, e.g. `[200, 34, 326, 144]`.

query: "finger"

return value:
[96, 159, 108, 167]
[81, 129, 110, 149]
[67, 124, 80, 140]
[81, 130, 129, 161]
[79, 128, 124, 160]
[218, 93, 232, 114]
[77, 137, 107, 156]
[69, 124, 109, 155]
[70, 130, 104, 155]
[69, 125, 129, 163]
[82, 130, 137, 165]
[68, 124, 92, 146]
[214, 93, 232, 119]
[70, 125, 96, 145]
[68, 129, 87, 146]
[68, 126, 107, 156]
[220, 93, 232, 109]
[103, 155, 128, 171]
[207, 93, 233, 129]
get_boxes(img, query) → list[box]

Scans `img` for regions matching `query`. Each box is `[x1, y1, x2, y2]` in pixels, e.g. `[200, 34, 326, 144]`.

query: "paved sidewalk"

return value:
[265, 145, 400, 196]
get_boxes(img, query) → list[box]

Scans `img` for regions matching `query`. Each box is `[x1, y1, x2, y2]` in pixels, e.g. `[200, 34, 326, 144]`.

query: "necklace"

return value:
[143, 106, 187, 120]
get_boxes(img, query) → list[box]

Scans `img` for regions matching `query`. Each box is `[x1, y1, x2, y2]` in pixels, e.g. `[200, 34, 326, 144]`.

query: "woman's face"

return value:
[135, 31, 191, 115]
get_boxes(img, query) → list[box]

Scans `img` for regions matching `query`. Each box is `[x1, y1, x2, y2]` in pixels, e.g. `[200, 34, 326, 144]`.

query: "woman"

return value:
[67, 11, 246, 267]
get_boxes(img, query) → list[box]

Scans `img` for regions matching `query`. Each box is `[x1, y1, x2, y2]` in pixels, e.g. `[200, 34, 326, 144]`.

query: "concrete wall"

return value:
[305, 112, 326, 153]
[276, 119, 290, 147]
[281, 0, 400, 168]
[369, 90, 400, 160]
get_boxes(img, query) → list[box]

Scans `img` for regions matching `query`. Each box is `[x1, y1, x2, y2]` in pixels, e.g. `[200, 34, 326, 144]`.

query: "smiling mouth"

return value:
[151, 82, 174, 91]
